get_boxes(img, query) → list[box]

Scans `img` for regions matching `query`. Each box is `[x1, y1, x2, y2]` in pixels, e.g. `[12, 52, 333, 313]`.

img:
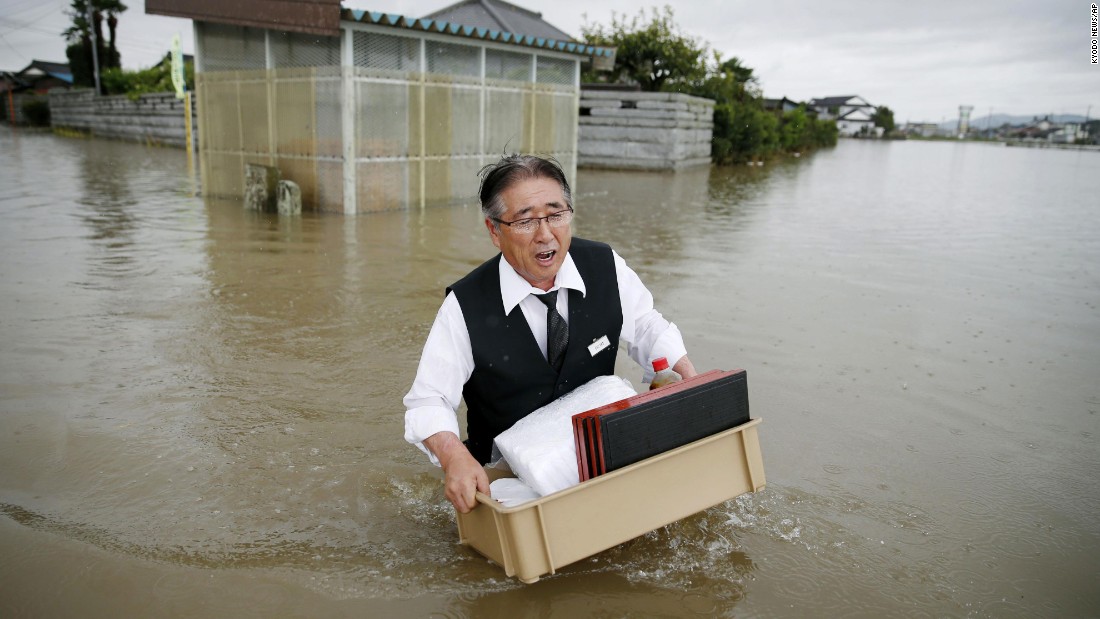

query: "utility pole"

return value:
[86, 2, 101, 95]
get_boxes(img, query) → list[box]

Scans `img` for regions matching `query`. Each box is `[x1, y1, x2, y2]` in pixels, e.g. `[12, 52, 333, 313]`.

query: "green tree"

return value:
[581, 6, 707, 92]
[583, 6, 837, 164]
[811, 114, 839, 147]
[872, 105, 895, 134]
[21, 98, 51, 126]
[101, 59, 194, 100]
[63, 0, 128, 91]
[778, 106, 810, 151]
[689, 52, 760, 104]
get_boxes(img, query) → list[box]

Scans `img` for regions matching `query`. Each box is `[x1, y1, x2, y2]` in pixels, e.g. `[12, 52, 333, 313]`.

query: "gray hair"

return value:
[477, 154, 573, 227]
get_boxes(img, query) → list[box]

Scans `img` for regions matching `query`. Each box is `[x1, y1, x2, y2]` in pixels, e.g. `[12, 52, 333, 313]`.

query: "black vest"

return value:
[448, 238, 623, 463]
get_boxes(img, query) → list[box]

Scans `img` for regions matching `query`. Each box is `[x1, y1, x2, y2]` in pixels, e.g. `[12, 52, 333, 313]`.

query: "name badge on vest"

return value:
[588, 335, 611, 357]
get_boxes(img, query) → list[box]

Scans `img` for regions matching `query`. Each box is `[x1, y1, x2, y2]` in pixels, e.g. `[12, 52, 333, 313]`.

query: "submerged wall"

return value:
[49, 90, 198, 149]
[578, 89, 714, 170]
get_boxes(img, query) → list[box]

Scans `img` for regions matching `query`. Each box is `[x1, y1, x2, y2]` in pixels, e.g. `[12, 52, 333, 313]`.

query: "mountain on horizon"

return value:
[934, 113, 1090, 131]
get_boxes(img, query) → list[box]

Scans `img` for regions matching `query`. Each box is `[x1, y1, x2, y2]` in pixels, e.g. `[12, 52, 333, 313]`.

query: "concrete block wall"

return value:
[49, 89, 198, 150]
[578, 89, 714, 170]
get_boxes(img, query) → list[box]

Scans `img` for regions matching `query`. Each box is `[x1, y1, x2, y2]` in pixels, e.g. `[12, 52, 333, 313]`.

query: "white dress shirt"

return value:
[403, 248, 688, 464]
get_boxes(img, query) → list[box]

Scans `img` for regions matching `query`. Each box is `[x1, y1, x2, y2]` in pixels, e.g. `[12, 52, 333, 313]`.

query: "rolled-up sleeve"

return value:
[614, 251, 689, 382]
[402, 292, 474, 465]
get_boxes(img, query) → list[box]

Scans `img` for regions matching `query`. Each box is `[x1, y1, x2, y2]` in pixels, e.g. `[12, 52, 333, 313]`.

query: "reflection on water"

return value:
[1, 128, 1098, 617]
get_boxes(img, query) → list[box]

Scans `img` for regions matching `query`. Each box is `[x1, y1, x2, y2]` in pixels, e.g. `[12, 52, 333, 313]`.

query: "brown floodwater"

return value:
[1, 128, 1098, 618]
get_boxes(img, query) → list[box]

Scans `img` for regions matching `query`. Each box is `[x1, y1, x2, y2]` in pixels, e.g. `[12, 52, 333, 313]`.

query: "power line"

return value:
[0, 30, 29, 63]
[4, 0, 63, 20]
[0, 18, 68, 39]
[0, 0, 69, 33]
[5, 2, 62, 25]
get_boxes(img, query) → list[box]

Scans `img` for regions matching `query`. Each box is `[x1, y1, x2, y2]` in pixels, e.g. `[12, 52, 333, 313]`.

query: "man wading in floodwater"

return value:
[403, 154, 698, 512]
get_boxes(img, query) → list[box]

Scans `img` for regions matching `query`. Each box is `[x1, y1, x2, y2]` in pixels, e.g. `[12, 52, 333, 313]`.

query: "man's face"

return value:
[486, 176, 572, 292]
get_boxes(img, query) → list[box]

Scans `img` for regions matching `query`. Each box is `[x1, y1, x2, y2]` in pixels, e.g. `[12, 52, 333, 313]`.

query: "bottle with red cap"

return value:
[649, 356, 682, 390]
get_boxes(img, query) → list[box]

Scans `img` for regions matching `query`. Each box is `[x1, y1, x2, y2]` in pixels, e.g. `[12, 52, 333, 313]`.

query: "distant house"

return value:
[899, 122, 940, 138]
[809, 95, 871, 120]
[1009, 125, 1053, 141]
[11, 60, 73, 92]
[1047, 124, 1082, 144]
[1006, 117, 1065, 141]
[146, 0, 614, 213]
[809, 95, 879, 136]
[1, 60, 72, 125]
[762, 96, 799, 115]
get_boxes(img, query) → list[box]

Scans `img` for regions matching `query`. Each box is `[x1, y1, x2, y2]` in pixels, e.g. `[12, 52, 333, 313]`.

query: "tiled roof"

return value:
[20, 60, 73, 83]
[424, 0, 572, 43]
[810, 95, 871, 108]
[341, 7, 613, 59]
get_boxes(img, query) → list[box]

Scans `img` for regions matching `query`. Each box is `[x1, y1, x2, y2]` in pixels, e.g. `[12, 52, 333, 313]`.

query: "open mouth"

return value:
[535, 249, 556, 263]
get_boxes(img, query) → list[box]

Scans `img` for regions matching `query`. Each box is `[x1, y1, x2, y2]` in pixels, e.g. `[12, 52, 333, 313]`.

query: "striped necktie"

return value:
[536, 290, 568, 372]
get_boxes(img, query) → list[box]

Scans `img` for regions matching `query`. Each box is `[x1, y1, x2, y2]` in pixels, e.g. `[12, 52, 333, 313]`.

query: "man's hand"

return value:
[673, 354, 698, 379]
[423, 431, 490, 513]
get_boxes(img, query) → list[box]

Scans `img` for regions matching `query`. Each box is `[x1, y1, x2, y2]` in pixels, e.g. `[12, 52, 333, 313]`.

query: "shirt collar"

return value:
[498, 251, 587, 315]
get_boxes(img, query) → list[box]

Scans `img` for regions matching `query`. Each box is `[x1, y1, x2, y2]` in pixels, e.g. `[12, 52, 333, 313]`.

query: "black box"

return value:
[572, 369, 750, 480]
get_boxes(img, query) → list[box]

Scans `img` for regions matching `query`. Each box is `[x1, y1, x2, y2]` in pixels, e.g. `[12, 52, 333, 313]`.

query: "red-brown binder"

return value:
[571, 369, 750, 481]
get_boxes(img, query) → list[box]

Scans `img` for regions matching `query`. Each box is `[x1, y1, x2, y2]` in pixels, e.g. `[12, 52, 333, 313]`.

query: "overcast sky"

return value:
[1, 0, 1094, 123]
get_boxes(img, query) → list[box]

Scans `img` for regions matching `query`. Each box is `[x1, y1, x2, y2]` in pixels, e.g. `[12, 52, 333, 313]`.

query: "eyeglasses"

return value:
[493, 207, 574, 235]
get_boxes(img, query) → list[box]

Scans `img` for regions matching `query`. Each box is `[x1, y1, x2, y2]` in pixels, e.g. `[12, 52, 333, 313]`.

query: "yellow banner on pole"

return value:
[170, 34, 185, 100]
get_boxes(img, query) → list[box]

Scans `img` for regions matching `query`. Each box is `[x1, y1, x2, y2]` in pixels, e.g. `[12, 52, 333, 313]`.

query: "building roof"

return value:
[150, 0, 613, 60]
[342, 7, 613, 59]
[810, 95, 872, 108]
[423, 0, 573, 42]
[3, 60, 72, 93]
[763, 96, 799, 110]
[837, 108, 874, 122]
[18, 60, 73, 83]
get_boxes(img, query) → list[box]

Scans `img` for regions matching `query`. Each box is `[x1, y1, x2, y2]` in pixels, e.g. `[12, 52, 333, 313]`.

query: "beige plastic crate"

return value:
[456, 418, 766, 583]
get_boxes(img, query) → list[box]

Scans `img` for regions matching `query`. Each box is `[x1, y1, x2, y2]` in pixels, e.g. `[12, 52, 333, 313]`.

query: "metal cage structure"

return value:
[193, 17, 588, 213]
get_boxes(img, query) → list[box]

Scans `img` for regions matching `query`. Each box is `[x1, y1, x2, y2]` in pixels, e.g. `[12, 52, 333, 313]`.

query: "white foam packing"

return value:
[490, 375, 637, 499]
[488, 478, 541, 507]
